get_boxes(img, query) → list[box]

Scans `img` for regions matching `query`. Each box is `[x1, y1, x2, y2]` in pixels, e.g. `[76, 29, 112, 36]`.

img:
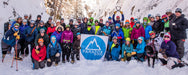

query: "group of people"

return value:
[1, 8, 188, 69]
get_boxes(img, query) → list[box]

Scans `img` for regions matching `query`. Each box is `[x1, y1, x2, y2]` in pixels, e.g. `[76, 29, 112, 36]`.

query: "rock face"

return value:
[44, 0, 188, 21]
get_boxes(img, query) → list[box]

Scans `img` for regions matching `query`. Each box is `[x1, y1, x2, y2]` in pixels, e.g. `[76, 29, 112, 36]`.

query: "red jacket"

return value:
[47, 26, 56, 36]
[130, 22, 134, 28]
[32, 45, 46, 61]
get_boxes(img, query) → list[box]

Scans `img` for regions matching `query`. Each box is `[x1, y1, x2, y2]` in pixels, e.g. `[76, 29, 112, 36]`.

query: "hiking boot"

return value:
[14, 57, 23, 61]
[55, 63, 58, 66]
[71, 60, 75, 64]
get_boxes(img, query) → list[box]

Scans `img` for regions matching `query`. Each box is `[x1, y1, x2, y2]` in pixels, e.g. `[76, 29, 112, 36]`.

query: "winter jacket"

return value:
[47, 26, 56, 37]
[121, 43, 133, 58]
[24, 26, 38, 42]
[45, 21, 51, 28]
[37, 26, 47, 33]
[60, 30, 73, 43]
[131, 26, 145, 40]
[46, 43, 61, 59]
[170, 14, 188, 40]
[11, 21, 22, 28]
[145, 25, 152, 40]
[52, 31, 63, 43]
[61, 23, 66, 30]
[83, 27, 95, 34]
[161, 41, 179, 58]
[108, 42, 121, 61]
[111, 29, 124, 43]
[99, 23, 105, 27]
[112, 14, 124, 24]
[2, 28, 21, 46]
[164, 20, 170, 32]
[130, 22, 134, 28]
[32, 45, 46, 61]
[92, 25, 102, 35]
[35, 33, 49, 46]
[19, 24, 29, 39]
[152, 19, 164, 34]
[101, 26, 111, 36]
[135, 37, 146, 54]
[72, 27, 81, 37]
[35, 20, 41, 26]
[88, 21, 95, 26]
[80, 22, 88, 33]
[55, 25, 64, 31]
[122, 27, 132, 39]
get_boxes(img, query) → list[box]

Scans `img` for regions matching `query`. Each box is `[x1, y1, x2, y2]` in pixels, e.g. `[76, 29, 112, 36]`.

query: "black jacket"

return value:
[152, 19, 164, 34]
[170, 14, 188, 40]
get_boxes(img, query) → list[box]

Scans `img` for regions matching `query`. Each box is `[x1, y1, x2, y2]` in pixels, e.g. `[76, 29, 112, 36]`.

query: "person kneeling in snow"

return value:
[121, 38, 134, 61]
[134, 37, 146, 62]
[32, 38, 46, 69]
[158, 33, 185, 69]
[47, 36, 61, 67]
[105, 36, 121, 61]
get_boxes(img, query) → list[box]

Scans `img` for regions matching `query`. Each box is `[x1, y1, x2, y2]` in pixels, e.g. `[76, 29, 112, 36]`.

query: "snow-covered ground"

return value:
[0, 0, 188, 75]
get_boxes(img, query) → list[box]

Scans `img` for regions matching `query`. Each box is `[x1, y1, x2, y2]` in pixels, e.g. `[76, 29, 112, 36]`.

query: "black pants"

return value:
[19, 39, 27, 55]
[33, 60, 45, 69]
[173, 39, 185, 59]
[61, 43, 71, 62]
[1, 40, 21, 57]
[71, 49, 80, 61]
[47, 55, 60, 67]
[133, 40, 138, 49]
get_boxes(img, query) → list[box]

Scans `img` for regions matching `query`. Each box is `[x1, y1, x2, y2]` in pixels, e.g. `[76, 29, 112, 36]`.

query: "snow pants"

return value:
[173, 39, 185, 59]
[33, 60, 45, 69]
[47, 55, 60, 67]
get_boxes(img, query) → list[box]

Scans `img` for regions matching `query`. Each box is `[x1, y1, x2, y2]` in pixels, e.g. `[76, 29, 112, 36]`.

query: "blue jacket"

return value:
[46, 43, 61, 59]
[161, 41, 179, 59]
[121, 43, 133, 58]
[83, 28, 95, 34]
[19, 24, 29, 39]
[2, 28, 20, 46]
[135, 37, 146, 54]
[145, 25, 152, 40]
[109, 42, 121, 61]
[80, 22, 87, 33]
[101, 26, 111, 35]
[112, 14, 124, 24]
[111, 29, 124, 43]
[24, 26, 38, 42]
[52, 31, 63, 43]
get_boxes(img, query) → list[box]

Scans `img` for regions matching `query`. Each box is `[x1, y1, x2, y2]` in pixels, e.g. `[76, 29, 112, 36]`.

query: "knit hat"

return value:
[38, 38, 44, 43]
[66, 25, 70, 28]
[116, 16, 120, 19]
[148, 14, 152, 18]
[108, 17, 112, 19]
[39, 20, 44, 24]
[155, 14, 161, 17]
[175, 8, 182, 13]
[70, 19, 73, 22]
[90, 17, 94, 20]
[134, 18, 138, 22]
[56, 20, 60, 23]
[95, 20, 99, 23]
[164, 32, 171, 39]
[40, 29, 45, 33]
[166, 9, 172, 13]
[23, 19, 27, 23]
[24, 14, 28, 17]
[112, 36, 117, 40]
[115, 23, 120, 28]
[77, 32, 81, 36]
[162, 15, 168, 19]
[100, 19, 103, 21]
[143, 17, 148, 21]
[14, 23, 20, 27]
[30, 20, 35, 24]
[49, 16, 53, 20]
[149, 31, 155, 36]
[126, 38, 131, 42]
[135, 21, 140, 24]
[61, 18, 64, 20]
[37, 15, 41, 18]
[130, 17, 134, 20]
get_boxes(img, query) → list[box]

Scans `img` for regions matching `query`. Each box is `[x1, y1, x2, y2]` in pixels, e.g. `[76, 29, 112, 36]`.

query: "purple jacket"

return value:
[161, 41, 179, 59]
[60, 30, 73, 43]
[131, 26, 145, 40]
[52, 31, 63, 43]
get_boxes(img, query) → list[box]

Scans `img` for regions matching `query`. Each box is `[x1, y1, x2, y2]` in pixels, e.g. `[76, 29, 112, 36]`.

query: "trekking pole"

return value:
[10, 40, 19, 71]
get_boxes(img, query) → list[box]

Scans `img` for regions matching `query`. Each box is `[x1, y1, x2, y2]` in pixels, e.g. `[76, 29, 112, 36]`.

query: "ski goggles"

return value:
[164, 36, 170, 38]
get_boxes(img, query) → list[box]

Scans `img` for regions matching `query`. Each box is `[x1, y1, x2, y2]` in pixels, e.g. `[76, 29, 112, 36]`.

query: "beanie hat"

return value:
[95, 20, 99, 23]
[77, 32, 81, 36]
[38, 38, 44, 43]
[108, 17, 112, 19]
[149, 31, 155, 36]
[126, 38, 131, 42]
[90, 17, 94, 20]
[135, 21, 140, 24]
[116, 16, 120, 19]
[40, 29, 45, 33]
[14, 23, 20, 27]
[112, 36, 117, 40]
[155, 14, 161, 17]
[130, 17, 134, 20]
[166, 9, 172, 13]
[37, 15, 41, 18]
[115, 23, 120, 28]
[30, 20, 35, 24]
[164, 32, 171, 39]
[66, 25, 70, 28]
[61, 18, 64, 20]
[175, 8, 182, 13]
[23, 19, 27, 23]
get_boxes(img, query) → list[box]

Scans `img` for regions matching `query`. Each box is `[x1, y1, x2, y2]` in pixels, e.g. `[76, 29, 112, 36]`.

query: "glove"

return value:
[127, 53, 132, 57]
[16, 35, 20, 40]
[13, 32, 18, 36]
[120, 11, 123, 14]
[114, 11, 117, 14]
[117, 36, 122, 39]
[35, 49, 40, 54]
[121, 58, 124, 61]
[55, 53, 60, 57]
[124, 51, 126, 55]
[47, 59, 51, 62]
[132, 40, 134, 44]
[131, 52, 136, 55]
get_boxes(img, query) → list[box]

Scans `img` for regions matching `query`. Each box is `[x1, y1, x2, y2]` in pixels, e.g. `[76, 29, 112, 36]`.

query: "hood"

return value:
[55, 25, 64, 31]
[138, 37, 145, 44]
[50, 35, 57, 47]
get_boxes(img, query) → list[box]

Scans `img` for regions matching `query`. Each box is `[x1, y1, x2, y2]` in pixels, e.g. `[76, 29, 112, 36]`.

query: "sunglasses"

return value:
[164, 36, 170, 38]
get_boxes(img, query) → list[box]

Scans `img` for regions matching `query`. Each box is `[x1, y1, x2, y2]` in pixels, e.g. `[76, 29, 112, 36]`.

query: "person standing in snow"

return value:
[144, 18, 153, 43]
[72, 22, 81, 42]
[60, 25, 73, 63]
[112, 11, 124, 24]
[134, 37, 146, 62]
[83, 24, 95, 34]
[131, 21, 145, 49]
[148, 15, 155, 26]
[105, 36, 121, 61]
[77, 17, 82, 25]
[170, 8, 188, 59]
[88, 17, 95, 26]
[45, 17, 53, 28]
[11, 16, 22, 28]
[122, 20, 132, 39]
[37, 20, 47, 33]
[121, 38, 134, 61]
[153, 14, 164, 35]
[71, 33, 81, 63]
[35, 15, 42, 26]
[69, 19, 74, 30]
[47, 36, 61, 66]
[99, 19, 105, 27]
[60, 18, 66, 30]
[24, 20, 38, 57]
[35, 29, 49, 48]
[101, 21, 112, 36]
[1, 23, 22, 60]
[111, 23, 124, 44]
[130, 17, 135, 28]
[162, 15, 170, 32]
[52, 26, 64, 43]
[80, 17, 88, 33]
[46, 22, 56, 38]
[92, 20, 102, 35]
[32, 38, 46, 69]
[108, 16, 115, 30]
